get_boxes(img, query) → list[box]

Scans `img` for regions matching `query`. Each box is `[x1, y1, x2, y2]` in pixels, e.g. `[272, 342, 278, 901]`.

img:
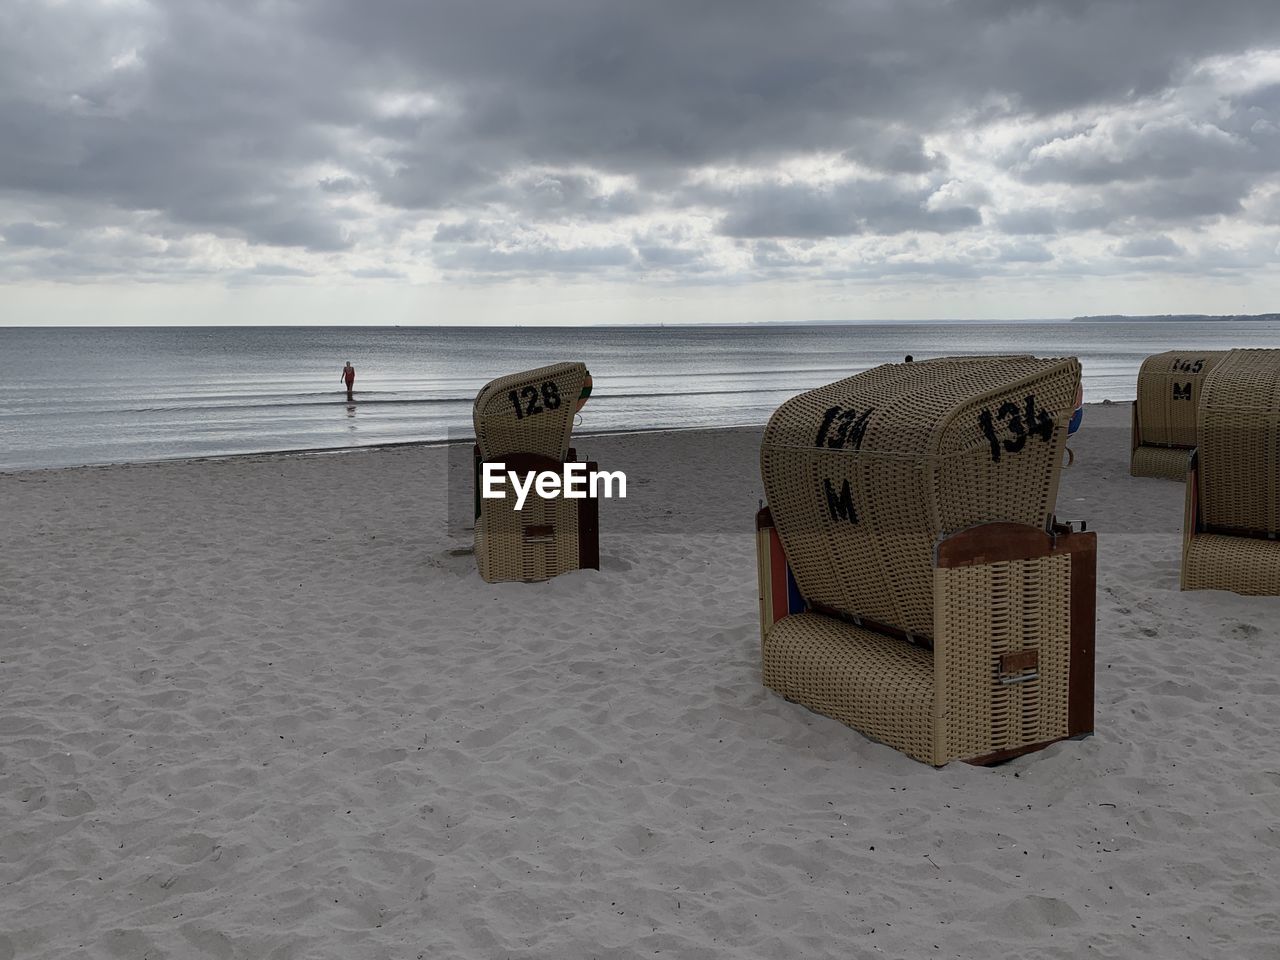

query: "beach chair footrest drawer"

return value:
[763, 612, 937, 765]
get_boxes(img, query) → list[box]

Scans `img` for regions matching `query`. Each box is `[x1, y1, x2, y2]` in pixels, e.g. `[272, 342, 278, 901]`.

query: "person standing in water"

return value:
[341, 361, 356, 401]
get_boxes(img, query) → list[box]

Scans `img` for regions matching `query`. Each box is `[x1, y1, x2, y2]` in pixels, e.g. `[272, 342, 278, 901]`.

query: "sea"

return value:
[3, 320, 1279, 472]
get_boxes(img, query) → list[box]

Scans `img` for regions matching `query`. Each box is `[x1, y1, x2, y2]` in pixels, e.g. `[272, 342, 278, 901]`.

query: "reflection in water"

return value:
[5, 321, 1279, 470]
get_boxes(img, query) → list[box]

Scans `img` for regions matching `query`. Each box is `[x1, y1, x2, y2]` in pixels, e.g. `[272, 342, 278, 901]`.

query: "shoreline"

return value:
[0, 422, 749, 477]
[1, 401, 1129, 477]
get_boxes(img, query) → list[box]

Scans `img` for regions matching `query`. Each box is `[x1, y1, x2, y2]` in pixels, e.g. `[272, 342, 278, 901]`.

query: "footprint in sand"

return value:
[54, 788, 94, 817]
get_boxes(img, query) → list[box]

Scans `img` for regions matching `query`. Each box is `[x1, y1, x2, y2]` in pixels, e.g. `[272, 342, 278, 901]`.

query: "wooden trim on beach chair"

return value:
[1179, 447, 1203, 588]
[1185, 449, 1201, 530]
[755, 506, 806, 643]
[578, 461, 600, 571]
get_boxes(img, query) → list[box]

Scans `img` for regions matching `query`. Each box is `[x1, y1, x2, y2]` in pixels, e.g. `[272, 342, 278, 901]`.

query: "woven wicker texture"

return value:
[934, 554, 1071, 761]
[763, 548, 1071, 766]
[760, 356, 1079, 640]
[1196, 349, 1280, 535]
[1182, 533, 1280, 595]
[474, 362, 588, 461]
[475, 490, 580, 583]
[1134, 350, 1228, 450]
[1130, 444, 1191, 480]
[763, 612, 937, 764]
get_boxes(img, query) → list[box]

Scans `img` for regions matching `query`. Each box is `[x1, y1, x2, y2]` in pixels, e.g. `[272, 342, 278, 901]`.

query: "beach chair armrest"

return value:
[932, 522, 1095, 764]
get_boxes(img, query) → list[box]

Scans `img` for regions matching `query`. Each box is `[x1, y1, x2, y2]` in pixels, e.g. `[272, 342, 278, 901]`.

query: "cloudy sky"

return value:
[3, 0, 1280, 324]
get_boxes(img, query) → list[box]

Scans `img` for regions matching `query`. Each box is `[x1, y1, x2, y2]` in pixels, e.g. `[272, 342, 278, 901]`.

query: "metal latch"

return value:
[999, 649, 1039, 684]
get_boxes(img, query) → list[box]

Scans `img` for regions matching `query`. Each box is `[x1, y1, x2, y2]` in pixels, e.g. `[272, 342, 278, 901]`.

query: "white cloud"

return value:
[3, 0, 1280, 318]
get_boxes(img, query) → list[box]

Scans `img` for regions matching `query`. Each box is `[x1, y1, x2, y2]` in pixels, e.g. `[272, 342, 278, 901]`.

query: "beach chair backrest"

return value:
[761, 356, 1080, 640]
[474, 362, 589, 461]
[1135, 350, 1228, 449]
[1196, 349, 1280, 535]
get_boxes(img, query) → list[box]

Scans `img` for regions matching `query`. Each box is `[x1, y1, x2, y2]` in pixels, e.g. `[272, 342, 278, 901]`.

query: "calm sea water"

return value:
[3, 321, 1278, 471]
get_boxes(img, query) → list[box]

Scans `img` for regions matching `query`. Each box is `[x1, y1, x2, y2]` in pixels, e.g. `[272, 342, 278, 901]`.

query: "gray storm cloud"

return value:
[1, 0, 1279, 285]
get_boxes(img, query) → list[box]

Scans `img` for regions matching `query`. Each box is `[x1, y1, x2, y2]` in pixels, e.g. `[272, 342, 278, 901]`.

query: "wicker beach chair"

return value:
[1131, 350, 1228, 479]
[473, 362, 599, 583]
[757, 356, 1096, 766]
[1181, 349, 1280, 595]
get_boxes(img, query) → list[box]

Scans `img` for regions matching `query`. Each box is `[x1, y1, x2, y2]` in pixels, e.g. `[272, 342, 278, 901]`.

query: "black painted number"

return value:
[1170, 357, 1205, 373]
[978, 394, 1055, 463]
[815, 405, 874, 450]
[507, 381, 562, 419]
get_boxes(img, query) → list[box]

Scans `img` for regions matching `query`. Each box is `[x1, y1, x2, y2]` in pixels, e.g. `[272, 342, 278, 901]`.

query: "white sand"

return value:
[2, 403, 1278, 959]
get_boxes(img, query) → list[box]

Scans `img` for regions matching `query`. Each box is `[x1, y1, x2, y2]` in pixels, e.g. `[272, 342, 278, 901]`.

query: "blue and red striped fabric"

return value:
[756, 507, 806, 636]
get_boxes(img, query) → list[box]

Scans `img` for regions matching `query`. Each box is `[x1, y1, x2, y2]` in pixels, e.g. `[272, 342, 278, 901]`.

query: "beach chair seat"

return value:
[763, 612, 936, 762]
[1131, 350, 1228, 479]
[757, 356, 1095, 765]
[472, 363, 600, 584]
[1181, 349, 1280, 595]
[1130, 443, 1191, 480]
[1182, 532, 1280, 595]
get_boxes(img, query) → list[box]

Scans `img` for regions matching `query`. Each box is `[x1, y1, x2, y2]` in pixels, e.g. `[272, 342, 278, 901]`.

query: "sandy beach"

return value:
[2, 401, 1278, 959]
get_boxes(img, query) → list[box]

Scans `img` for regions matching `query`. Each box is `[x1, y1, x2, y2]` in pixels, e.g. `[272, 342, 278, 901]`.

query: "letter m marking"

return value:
[823, 478, 859, 525]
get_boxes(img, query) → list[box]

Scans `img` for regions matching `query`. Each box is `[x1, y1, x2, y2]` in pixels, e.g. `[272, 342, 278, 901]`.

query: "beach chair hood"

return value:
[760, 355, 1081, 640]
[473, 362, 590, 461]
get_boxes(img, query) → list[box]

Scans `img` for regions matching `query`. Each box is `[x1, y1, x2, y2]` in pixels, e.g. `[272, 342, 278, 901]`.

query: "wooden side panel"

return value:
[578, 460, 600, 570]
[1067, 534, 1096, 738]
[936, 522, 1096, 764]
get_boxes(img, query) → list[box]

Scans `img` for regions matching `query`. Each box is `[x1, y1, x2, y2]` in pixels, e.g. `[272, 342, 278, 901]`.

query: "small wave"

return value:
[130, 385, 806, 414]
[119, 396, 476, 414]
[61, 384, 814, 416]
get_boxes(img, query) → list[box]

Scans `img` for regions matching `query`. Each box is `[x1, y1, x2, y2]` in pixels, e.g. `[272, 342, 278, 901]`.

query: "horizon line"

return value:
[4, 314, 1278, 330]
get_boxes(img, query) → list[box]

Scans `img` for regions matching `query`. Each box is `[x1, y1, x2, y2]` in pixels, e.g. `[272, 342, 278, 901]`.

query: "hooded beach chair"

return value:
[472, 362, 599, 583]
[1131, 350, 1228, 479]
[1181, 349, 1280, 595]
[756, 356, 1096, 766]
